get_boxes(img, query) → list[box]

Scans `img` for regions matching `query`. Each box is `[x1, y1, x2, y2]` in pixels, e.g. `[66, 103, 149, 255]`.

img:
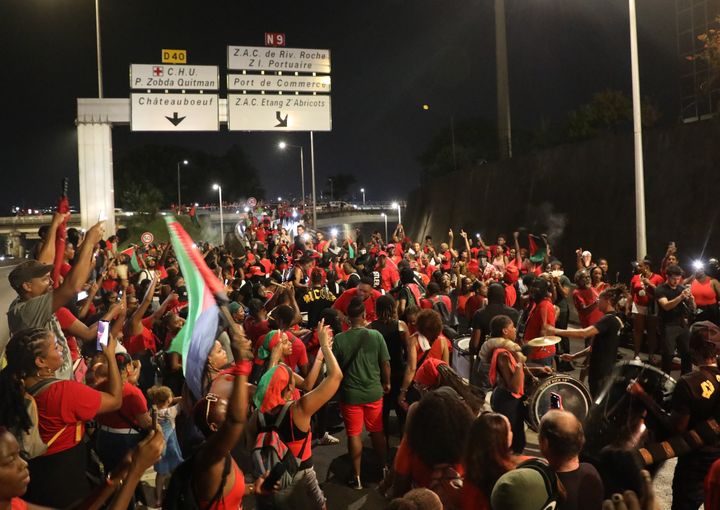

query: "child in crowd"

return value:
[146, 385, 183, 507]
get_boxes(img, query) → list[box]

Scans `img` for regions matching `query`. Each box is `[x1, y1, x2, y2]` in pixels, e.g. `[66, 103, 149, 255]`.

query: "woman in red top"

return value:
[413, 309, 450, 365]
[0, 425, 165, 510]
[0, 328, 122, 507]
[524, 279, 557, 367]
[186, 330, 259, 510]
[629, 259, 664, 359]
[688, 263, 720, 325]
[387, 389, 474, 508]
[590, 266, 608, 293]
[572, 270, 604, 328]
[463, 412, 530, 510]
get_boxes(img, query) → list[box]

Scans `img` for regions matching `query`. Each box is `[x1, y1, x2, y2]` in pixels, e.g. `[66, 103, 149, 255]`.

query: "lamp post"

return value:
[391, 202, 402, 225]
[278, 141, 305, 206]
[628, 0, 647, 259]
[94, 0, 103, 98]
[382, 212, 388, 242]
[212, 183, 223, 245]
[360, 188, 366, 206]
[177, 159, 188, 208]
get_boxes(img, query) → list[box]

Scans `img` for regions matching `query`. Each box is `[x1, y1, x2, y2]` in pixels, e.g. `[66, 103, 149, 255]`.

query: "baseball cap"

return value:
[491, 459, 559, 510]
[9, 260, 54, 292]
[248, 266, 265, 277]
[377, 251, 388, 257]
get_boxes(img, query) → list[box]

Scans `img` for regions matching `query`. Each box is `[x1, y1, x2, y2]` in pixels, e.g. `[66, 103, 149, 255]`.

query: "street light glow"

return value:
[278, 141, 287, 149]
[182, 159, 188, 165]
[381, 212, 386, 217]
[391, 202, 398, 209]
[212, 183, 220, 190]
[331, 228, 338, 237]
[360, 188, 364, 193]
[277, 196, 282, 201]
[243, 206, 249, 213]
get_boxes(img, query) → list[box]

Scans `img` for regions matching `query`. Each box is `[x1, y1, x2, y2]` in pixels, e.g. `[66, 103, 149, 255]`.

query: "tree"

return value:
[324, 173, 356, 200]
[567, 89, 661, 141]
[689, 16, 720, 111]
[418, 117, 497, 181]
[120, 181, 163, 217]
[114, 144, 265, 208]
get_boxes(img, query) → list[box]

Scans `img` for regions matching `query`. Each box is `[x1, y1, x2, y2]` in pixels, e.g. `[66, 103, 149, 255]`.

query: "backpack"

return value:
[430, 296, 455, 326]
[426, 463, 464, 510]
[163, 450, 231, 510]
[252, 402, 309, 490]
[20, 378, 76, 459]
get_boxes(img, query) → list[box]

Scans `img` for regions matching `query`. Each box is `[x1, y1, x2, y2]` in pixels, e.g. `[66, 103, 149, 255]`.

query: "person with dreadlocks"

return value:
[250, 319, 342, 509]
[0, 328, 122, 507]
[410, 358, 486, 416]
[370, 294, 417, 441]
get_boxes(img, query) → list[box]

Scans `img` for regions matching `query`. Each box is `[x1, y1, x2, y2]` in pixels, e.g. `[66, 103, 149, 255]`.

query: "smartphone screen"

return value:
[550, 392, 562, 410]
[117, 290, 124, 302]
[96, 320, 110, 351]
[98, 210, 107, 222]
[77, 290, 88, 301]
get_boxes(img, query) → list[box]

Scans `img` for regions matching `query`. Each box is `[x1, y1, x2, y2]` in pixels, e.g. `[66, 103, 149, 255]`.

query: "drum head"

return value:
[456, 336, 471, 353]
[584, 361, 676, 456]
[525, 375, 592, 432]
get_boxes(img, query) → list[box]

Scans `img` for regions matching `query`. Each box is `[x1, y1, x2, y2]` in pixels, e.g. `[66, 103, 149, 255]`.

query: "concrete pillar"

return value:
[77, 122, 116, 234]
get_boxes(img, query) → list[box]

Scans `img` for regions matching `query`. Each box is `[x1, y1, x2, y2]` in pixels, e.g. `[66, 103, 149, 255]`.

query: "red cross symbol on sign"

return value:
[153, 66, 164, 76]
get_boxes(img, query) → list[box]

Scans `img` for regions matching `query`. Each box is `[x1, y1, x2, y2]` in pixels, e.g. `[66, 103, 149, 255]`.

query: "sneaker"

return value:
[348, 476, 363, 490]
[315, 432, 340, 445]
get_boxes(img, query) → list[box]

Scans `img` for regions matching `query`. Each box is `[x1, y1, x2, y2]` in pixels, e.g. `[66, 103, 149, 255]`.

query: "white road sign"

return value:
[131, 93, 219, 131]
[227, 74, 331, 93]
[227, 46, 331, 74]
[130, 64, 219, 90]
[227, 94, 331, 131]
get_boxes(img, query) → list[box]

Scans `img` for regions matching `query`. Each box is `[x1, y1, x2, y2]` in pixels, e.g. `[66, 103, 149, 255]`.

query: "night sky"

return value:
[0, 0, 677, 209]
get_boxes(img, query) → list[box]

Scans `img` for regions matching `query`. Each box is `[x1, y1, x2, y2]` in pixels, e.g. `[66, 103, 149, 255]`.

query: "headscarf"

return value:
[255, 330, 282, 364]
[413, 358, 447, 387]
[254, 364, 292, 413]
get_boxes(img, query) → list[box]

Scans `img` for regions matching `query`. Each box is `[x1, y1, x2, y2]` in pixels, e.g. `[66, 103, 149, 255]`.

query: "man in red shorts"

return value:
[332, 297, 391, 489]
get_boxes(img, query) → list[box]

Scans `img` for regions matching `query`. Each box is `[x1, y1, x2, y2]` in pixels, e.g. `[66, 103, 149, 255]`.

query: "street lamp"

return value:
[212, 183, 223, 245]
[391, 202, 401, 225]
[381, 212, 388, 242]
[177, 159, 188, 208]
[360, 188, 366, 206]
[278, 141, 305, 207]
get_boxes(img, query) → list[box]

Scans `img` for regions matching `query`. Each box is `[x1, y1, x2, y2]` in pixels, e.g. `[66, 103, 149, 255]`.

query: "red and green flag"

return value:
[528, 234, 548, 264]
[120, 246, 143, 273]
[165, 216, 223, 399]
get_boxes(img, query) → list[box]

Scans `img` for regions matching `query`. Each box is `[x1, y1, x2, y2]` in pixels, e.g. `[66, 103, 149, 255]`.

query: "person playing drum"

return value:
[545, 285, 627, 397]
[485, 315, 551, 454]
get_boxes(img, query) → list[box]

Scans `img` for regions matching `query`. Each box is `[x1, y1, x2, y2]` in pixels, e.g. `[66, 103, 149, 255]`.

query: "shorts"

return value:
[632, 302, 657, 317]
[340, 399, 383, 437]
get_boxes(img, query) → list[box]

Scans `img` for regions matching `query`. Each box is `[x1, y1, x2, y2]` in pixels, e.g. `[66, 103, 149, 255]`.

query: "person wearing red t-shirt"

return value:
[244, 298, 271, 345]
[256, 305, 309, 377]
[123, 278, 174, 392]
[56, 302, 122, 363]
[630, 259, 664, 360]
[524, 279, 557, 366]
[96, 353, 152, 473]
[377, 252, 400, 292]
[0, 328, 122, 507]
[332, 276, 382, 324]
[572, 270, 604, 328]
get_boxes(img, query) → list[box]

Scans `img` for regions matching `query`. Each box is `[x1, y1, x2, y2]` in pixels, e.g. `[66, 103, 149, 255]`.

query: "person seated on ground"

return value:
[0, 424, 165, 510]
[387, 390, 474, 508]
[462, 412, 534, 510]
[538, 410, 604, 510]
[0, 328, 122, 507]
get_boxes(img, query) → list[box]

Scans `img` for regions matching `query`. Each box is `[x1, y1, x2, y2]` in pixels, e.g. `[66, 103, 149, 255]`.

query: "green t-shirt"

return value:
[332, 327, 390, 405]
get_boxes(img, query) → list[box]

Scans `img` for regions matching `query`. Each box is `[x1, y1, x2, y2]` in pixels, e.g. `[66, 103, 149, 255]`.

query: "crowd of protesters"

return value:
[2, 206, 720, 510]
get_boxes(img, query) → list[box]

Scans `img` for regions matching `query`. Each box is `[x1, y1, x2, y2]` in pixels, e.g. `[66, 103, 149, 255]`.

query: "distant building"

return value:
[677, 0, 720, 121]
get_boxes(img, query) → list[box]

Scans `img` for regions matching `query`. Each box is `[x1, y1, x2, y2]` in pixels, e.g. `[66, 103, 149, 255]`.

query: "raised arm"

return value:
[37, 212, 69, 264]
[52, 220, 104, 312]
[97, 334, 123, 414]
[129, 277, 158, 331]
[296, 321, 343, 422]
[513, 231, 522, 265]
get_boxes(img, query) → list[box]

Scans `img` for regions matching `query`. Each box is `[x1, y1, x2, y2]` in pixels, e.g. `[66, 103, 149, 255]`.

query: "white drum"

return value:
[452, 336, 471, 380]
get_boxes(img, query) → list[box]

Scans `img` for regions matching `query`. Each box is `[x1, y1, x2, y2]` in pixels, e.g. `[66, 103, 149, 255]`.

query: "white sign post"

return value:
[131, 93, 220, 131]
[227, 94, 331, 131]
[227, 74, 331, 93]
[130, 64, 219, 90]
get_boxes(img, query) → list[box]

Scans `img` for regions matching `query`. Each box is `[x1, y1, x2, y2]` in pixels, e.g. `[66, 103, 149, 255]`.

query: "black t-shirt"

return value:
[302, 286, 337, 329]
[471, 303, 520, 340]
[671, 366, 720, 431]
[556, 463, 604, 510]
[589, 313, 623, 375]
[655, 282, 690, 325]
